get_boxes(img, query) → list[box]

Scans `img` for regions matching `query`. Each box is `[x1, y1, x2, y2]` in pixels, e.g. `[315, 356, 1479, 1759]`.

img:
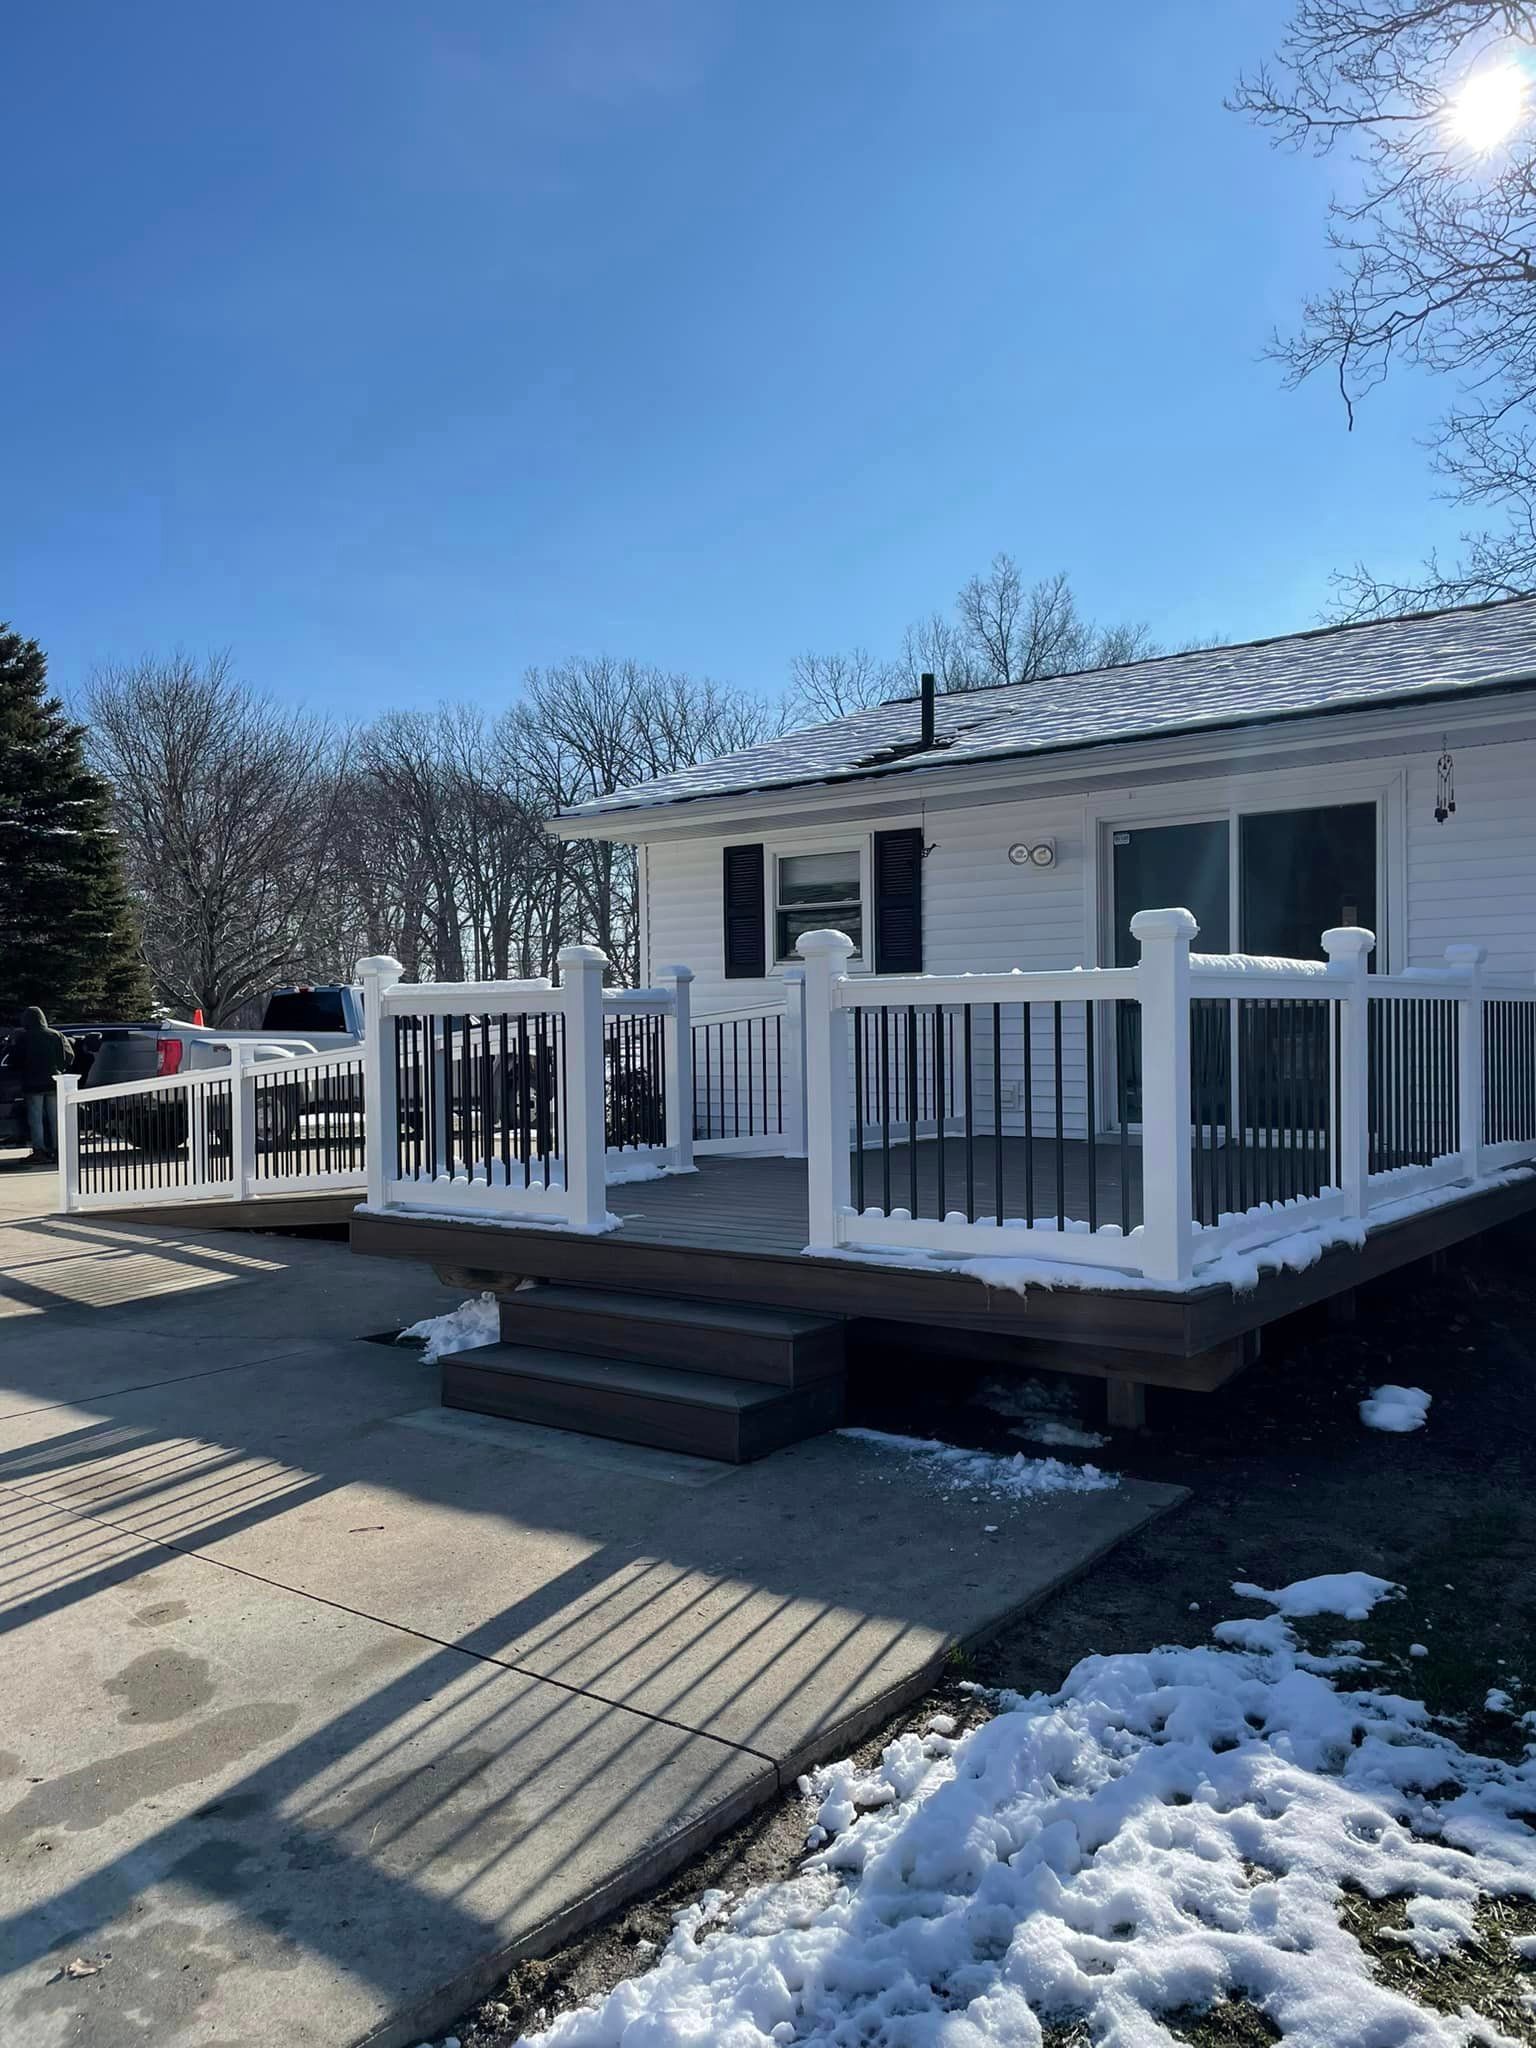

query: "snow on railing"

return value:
[57, 1043, 367, 1213]
[797, 916, 1536, 1288]
[358, 950, 695, 1233]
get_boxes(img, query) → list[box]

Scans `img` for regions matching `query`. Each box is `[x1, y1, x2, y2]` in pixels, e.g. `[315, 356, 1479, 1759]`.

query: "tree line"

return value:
[75, 555, 1175, 1020]
[4, 555, 1181, 1024]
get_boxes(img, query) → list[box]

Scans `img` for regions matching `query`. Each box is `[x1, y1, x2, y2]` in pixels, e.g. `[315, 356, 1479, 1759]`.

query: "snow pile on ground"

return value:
[1361, 1383, 1433, 1433]
[973, 1375, 1108, 1450]
[526, 1576, 1536, 2048]
[397, 1293, 500, 1364]
[839, 1427, 1117, 1501]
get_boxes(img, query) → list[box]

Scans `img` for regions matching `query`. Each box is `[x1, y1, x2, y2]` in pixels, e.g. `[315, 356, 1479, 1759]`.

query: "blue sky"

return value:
[6, 1, 1468, 715]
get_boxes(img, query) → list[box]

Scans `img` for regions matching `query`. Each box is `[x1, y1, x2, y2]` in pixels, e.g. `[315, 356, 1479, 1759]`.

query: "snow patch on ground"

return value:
[524, 1595, 1536, 2048]
[838, 1428, 1118, 1501]
[397, 1293, 500, 1364]
[1361, 1384, 1433, 1433]
[1230, 1570, 1402, 1621]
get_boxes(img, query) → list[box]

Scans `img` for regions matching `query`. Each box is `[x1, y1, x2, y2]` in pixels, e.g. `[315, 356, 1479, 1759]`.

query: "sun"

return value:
[1448, 63, 1528, 151]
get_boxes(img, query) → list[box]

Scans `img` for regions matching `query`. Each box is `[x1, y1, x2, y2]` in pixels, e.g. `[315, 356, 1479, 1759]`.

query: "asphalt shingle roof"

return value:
[559, 595, 1536, 822]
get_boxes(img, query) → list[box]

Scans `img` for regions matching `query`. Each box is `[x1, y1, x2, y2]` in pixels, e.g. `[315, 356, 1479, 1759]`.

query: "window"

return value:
[775, 849, 862, 960]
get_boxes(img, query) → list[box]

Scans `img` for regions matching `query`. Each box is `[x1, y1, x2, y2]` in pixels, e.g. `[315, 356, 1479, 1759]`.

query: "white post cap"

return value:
[354, 955, 403, 979]
[1445, 943, 1487, 968]
[795, 928, 858, 959]
[1322, 926, 1376, 962]
[1129, 906, 1199, 943]
[557, 943, 610, 969]
[660, 963, 694, 982]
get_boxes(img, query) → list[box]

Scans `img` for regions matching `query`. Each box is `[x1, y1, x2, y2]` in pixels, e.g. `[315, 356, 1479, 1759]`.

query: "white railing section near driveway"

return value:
[57, 1044, 367, 1213]
[797, 915, 1536, 1287]
[360, 948, 695, 1233]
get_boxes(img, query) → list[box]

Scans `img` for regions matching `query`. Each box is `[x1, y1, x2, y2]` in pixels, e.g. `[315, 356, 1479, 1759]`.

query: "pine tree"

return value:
[0, 624, 154, 1021]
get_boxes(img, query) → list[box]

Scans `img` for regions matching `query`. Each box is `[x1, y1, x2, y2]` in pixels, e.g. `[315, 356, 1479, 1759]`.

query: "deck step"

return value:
[501, 1283, 845, 1385]
[441, 1342, 845, 1463]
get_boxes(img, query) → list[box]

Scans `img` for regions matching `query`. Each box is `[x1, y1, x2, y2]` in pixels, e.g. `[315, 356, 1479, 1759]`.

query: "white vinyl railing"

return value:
[359, 948, 695, 1232]
[57, 1044, 366, 1213]
[797, 915, 1536, 1287]
[56, 924, 1536, 1282]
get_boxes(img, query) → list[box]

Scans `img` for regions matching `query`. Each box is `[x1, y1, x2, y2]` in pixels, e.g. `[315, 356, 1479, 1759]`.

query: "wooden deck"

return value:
[351, 1149, 1536, 1399]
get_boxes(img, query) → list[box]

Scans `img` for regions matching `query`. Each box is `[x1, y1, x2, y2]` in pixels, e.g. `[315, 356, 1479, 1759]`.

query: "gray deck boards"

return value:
[610, 1139, 1143, 1255]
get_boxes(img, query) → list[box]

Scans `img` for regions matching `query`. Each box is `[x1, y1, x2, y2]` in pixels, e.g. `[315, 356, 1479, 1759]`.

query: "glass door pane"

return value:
[1239, 803, 1377, 961]
[1111, 820, 1231, 1121]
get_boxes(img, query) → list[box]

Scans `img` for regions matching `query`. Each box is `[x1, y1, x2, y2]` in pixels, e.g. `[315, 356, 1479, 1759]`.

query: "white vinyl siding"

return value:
[635, 724, 1536, 1143]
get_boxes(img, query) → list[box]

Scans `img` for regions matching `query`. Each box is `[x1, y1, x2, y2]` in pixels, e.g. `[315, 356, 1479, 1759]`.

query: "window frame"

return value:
[766, 834, 871, 970]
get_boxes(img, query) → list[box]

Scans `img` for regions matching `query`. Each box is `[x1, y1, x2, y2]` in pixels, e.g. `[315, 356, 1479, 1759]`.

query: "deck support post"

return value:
[1105, 1378, 1147, 1431]
[797, 929, 857, 1249]
[1130, 907, 1198, 1287]
[1447, 943, 1487, 1182]
[1323, 925, 1375, 1220]
[55, 1073, 80, 1214]
[781, 969, 808, 1159]
[560, 944, 613, 1232]
[357, 955, 404, 1211]
[659, 965, 695, 1172]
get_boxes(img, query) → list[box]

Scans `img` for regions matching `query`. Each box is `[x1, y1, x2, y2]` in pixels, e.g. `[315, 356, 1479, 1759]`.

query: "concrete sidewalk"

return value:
[0, 1161, 1184, 2048]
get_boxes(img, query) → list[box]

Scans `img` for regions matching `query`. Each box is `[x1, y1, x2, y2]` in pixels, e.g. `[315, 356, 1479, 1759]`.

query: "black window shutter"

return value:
[874, 828, 924, 973]
[722, 843, 766, 979]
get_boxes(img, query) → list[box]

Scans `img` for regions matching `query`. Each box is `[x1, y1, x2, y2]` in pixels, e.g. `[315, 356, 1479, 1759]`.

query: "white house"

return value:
[61, 597, 1536, 1450]
[553, 596, 1536, 1005]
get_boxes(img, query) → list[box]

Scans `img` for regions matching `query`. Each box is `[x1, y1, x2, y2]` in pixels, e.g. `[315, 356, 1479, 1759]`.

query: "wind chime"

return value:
[1434, 739, 1456, 824]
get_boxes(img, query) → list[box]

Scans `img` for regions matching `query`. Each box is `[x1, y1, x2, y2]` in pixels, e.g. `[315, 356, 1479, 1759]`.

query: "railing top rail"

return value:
[692, 1000, 789, 1026]
[1190, 971, 1343, 1002]
[381, 980, 565, 1018]
[1370, 971, 1469, 996]
[247, 1045, 365, 1077]
[833, 965, 1142, 1009]
[61, 1067, 231, 1105]
[603, 986, 676, 1014]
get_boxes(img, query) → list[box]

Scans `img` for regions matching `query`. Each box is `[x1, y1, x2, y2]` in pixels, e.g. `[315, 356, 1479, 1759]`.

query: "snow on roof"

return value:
[559, 594, 1536, 823]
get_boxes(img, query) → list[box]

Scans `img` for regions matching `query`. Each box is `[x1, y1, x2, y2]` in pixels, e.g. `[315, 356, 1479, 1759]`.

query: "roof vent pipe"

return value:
[920, 671, 935, 748]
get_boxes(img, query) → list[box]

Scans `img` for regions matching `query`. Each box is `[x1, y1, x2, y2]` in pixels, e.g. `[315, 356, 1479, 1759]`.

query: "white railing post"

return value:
[1130, 907, 1198, 1285]
[797, 929, 856, 1248]
[228, 1046, 254, 1199]
[780, 969, 808, 1159]
[357, 955, 404, 1210]
[560, 944, 611, 1231]
[1323, 925, 1375, 1219]
[56, 1074, 80, 1214]
[659, 965, 695, 1172]
[1447, 943, 1487, 1180]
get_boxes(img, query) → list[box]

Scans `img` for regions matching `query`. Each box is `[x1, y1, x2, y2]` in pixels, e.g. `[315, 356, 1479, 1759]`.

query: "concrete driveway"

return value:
[0, 1159, 1182, 2047]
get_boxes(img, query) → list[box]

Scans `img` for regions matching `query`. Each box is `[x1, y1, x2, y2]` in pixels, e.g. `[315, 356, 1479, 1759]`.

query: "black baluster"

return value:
[1085, 999, 1098, 1232]
[963, 1004, 976, 1223]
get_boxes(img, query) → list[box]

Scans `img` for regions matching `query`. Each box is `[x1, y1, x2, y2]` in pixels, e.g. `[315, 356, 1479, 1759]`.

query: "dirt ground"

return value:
[447, 1221, 1536, 2045]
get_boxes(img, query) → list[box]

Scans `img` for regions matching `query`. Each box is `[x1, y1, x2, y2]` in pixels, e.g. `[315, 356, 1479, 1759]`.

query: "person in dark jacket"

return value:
[6, 1007, 73, 1162]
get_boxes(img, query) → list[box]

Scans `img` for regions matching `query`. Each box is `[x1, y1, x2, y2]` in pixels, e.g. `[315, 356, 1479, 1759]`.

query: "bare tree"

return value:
[85, 653, 349, 1022]
[891, 612, 984, 694]
[1233, 3, 1536, 613]
[955, 557, 1157, 685]
[785, 649, 893, 722]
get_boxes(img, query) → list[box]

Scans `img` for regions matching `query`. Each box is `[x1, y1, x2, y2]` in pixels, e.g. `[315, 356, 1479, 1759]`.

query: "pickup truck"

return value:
[77, 985, 366, 1157]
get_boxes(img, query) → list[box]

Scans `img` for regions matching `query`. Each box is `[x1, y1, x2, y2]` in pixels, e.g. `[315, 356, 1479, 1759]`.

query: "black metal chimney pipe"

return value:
[920, 671, 935, 748]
